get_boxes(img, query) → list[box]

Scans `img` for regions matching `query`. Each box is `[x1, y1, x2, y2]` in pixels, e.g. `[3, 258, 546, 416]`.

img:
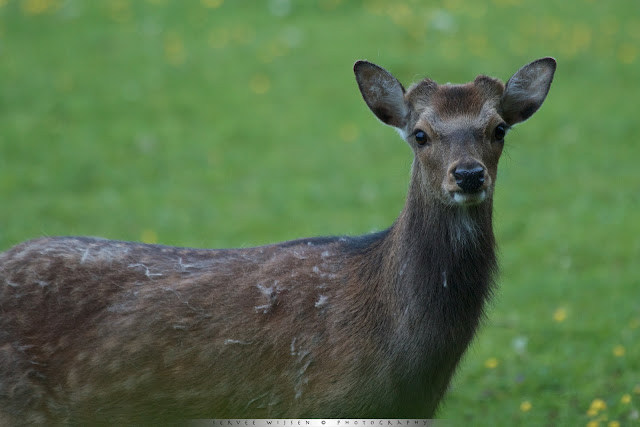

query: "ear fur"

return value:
[354, 61, 408, 128]
[500, 57, 556, 125]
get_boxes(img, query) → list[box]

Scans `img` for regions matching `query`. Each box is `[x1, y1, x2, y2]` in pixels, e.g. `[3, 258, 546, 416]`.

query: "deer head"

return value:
[354, 58, 556, 208]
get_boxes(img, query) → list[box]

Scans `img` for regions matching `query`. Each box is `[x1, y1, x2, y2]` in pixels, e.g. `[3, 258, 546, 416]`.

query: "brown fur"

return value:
[0, 58, 555, 423]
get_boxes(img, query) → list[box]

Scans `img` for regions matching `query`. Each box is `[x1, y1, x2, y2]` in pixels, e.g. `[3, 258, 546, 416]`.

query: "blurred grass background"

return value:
[1, 0, 639, 424]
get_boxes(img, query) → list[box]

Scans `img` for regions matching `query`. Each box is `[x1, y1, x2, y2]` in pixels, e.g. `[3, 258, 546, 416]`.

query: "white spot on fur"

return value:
[36, 280, 48, 287]
[321, 251, 330, 258]
[294, 372, 311, 399]
[399, 261, 408, 277]
[395, 127, 408, 140]
[293, 349, 312, 399]
[255, 282, 279, 313]
[5, 279, 19, 288]
[290, 337, 297, 356]
[449, 208, 480, 249]
[80, 248, 90, 263]
[315, 295, 328, 308]
[453, 190, 486, 206]
[162, 287, 206, 314]
[244, 392, 269, 411]
[107, 303, 130, 313]
[176, 258, 196, 272]
[442, 270, 448, 288]
[294, 377, 309, 399]
[128, 263, 163, 278]
[224, 339, 252, 345]
[254, 304, 271, 314]
[299, 359, 312, 375]
[312, 266, 321, 274]
[293, 250, 307, 259]
[257, 283, 274, 297]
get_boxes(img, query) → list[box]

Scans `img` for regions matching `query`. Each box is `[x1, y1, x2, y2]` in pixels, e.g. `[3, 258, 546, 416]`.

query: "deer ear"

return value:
[354, 60, 407, 129]
[500, 57, 556, 125]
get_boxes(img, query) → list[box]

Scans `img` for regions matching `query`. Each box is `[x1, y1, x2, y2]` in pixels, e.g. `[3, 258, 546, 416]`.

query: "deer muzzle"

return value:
[446, 160, 491, 206]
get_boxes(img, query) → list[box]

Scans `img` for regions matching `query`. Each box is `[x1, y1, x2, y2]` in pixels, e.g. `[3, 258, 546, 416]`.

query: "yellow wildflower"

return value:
[249, 74, 271, 95]
[608, 422, 620, 427]
[621, 394, 631, 404]
[553, 307, 567, 322]
[107, 0, 132, 23]
[21, 0, 53, 15]
[590, 398, 607, 412]
[613, 345, 625, 357]
[339, 123, 359, 143]
[520, 401, 532, 412]
[618, 43, 637, 64]
[164, 33, 187, 66]
[201, 0, 223, 8]
[484, 357, 498, 369]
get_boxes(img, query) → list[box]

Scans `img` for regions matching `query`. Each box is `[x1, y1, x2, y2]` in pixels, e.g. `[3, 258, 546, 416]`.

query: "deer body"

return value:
[0, 58, 555, 423]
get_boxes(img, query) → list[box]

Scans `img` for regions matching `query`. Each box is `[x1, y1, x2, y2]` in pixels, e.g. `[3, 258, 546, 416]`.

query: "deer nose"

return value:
[453, 165, 485, 193]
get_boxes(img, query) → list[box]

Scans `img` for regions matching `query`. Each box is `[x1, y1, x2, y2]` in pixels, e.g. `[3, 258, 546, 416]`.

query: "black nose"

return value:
[453, 165, 485, 193]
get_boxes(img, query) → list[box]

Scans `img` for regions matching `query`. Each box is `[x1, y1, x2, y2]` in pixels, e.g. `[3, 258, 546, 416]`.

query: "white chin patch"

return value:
[452, 190, 486, 206]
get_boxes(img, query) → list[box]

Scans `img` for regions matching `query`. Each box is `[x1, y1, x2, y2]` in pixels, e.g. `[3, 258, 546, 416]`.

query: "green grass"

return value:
[1, 0, 639, 424]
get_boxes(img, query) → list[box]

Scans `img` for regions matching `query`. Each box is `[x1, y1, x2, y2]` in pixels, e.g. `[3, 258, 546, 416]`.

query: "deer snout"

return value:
[453, 164, 486, 193]
[446, 161, 490, 206]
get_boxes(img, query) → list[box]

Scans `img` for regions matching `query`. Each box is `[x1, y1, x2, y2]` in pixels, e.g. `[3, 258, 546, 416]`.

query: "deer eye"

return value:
[494, 124, 507, 141]
[414, 130, 429, 145]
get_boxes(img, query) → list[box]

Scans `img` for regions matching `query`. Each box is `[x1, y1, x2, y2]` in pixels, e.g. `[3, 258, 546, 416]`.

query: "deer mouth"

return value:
[451, 189, 487, 206]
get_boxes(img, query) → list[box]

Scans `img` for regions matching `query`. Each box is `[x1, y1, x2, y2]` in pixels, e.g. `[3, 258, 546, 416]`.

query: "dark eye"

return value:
[414, 130, 428, 145]
[494, 124, 507, 141]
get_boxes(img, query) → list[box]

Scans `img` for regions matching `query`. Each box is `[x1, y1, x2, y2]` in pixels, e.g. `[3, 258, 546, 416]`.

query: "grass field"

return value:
[1, 0, 639, 424]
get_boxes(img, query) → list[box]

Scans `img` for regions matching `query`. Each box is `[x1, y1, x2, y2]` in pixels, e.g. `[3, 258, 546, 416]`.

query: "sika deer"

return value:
[0, 58, 555, 423]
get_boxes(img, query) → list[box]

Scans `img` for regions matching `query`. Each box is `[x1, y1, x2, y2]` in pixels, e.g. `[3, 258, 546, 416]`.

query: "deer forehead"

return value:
[406, 77, 505, 135]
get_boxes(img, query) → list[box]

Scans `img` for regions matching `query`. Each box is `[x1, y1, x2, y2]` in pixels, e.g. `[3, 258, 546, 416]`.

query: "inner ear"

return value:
[500, 57, 556, 125]
[354, 61, 407, 129]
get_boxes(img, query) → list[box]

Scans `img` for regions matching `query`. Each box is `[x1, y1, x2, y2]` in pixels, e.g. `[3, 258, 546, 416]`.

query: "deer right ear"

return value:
[354, 61, 407, 129]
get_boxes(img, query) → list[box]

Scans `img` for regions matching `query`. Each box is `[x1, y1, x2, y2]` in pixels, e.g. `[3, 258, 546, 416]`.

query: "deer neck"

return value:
[348, 164, 498, 324]
[397, 166, 495, 254]
[381, 165, 498, 314]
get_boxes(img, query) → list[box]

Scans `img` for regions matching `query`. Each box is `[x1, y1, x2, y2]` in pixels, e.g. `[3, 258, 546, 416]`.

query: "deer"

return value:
[0, 57, 555, 423]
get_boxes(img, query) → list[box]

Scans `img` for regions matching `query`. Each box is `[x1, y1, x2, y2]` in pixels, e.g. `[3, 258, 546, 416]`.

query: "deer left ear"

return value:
[500, 57, 556, 125]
